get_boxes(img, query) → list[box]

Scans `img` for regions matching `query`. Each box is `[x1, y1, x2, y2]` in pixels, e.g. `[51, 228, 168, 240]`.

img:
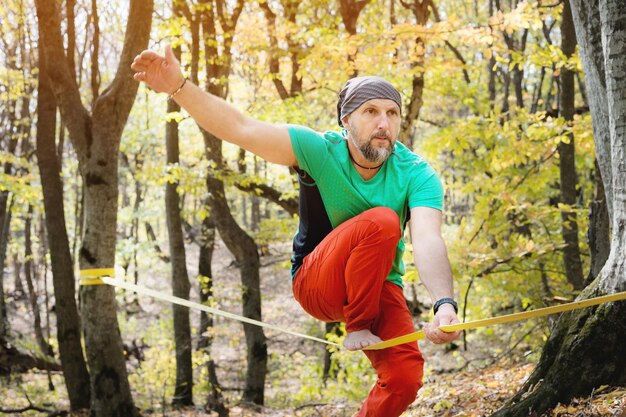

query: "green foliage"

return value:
[124, 312, 177, 411]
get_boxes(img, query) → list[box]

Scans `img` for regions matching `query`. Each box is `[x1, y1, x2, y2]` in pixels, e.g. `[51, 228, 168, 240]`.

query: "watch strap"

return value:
[433, 297, 458, 314]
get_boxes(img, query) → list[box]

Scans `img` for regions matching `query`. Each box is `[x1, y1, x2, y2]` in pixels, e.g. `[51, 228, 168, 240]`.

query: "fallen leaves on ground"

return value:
[405, 362, 625, 417]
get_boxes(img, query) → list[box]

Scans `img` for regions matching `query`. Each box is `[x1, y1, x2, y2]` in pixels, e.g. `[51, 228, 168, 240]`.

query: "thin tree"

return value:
[165, 38, 194, 406]
[557, 0, 584, 290]
[197, 0, 268, 404]
[35, 40, 91, 411]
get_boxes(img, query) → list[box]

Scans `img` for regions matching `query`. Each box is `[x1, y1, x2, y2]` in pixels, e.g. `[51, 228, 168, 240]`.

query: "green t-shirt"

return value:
[288, 124, 443, 286]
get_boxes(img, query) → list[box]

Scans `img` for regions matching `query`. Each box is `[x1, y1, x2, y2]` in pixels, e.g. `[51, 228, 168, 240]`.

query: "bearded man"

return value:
[132, 46, 460, 417]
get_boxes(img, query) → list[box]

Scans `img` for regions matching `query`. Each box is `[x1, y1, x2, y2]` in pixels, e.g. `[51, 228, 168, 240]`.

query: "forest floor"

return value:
[2, 362, 625, 416]
[2, 240, 625, 417]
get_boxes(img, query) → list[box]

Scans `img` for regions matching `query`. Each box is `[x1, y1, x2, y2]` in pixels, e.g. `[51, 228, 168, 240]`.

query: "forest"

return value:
[0, 0, 625, 416]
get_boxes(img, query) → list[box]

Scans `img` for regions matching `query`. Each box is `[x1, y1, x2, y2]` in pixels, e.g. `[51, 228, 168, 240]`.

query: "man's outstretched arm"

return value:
[409, 206, 460, 344]
[131, 45, 296, 167]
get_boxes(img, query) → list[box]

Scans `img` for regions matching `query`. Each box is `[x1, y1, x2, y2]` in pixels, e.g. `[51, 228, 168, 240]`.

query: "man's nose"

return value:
[377, 115, 390, 130]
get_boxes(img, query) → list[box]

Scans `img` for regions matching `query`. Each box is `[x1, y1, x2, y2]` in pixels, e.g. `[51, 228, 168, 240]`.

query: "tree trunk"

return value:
[491, 1, 626, 415]
[35, 43, 91, 410]
[35, 1, 153, 415]
[197, 0, 266, 404]
[0, 195, 13, 338]
[23, 205, 53, 356]
[557, 0, 584, 290]
[0, 101, 20, 338]
[399, 0, 431, 149]
[338, 0, 371, 76]
[197, 215, 215, 351]
[259, 0, 303, 100]
[204, 132, 268, 406]
[196, 215, 228, 416]
[13, 254, 24, 299]
[165, 44, 193, 407]
[569, 0, 613, 222]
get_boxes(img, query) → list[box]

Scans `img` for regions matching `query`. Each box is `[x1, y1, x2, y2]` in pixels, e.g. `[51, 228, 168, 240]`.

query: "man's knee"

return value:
[363, 207, 401, 240]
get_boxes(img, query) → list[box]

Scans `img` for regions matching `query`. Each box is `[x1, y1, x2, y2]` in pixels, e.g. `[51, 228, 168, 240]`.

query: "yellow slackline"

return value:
[79, 268, 339, 347]
[80, 268, 115, 286]
[80, 269, 626, 351]
[364, 291, 626, 350]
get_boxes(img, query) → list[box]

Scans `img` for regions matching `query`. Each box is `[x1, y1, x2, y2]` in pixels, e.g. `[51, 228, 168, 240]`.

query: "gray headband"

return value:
[337, 76, 402, 127]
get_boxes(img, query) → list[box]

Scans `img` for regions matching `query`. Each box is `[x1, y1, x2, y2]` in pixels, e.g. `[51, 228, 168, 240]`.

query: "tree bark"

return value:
[586, 160, 610, 285]
[36, 45, 91, 410]
[491, 1, 626, 415]
[569, 0, 613, 222]
[35, 0, 153, 415]
[557, 0, 584, 290]
[165, 42, 194, 407]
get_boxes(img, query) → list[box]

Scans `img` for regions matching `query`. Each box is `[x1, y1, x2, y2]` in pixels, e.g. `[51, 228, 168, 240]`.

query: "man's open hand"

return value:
[131, 45, 184, 95]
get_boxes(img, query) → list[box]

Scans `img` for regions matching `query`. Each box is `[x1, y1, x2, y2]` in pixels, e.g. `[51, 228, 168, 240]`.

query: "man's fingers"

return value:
[139, 50, 163, 61]
[133, 72, 146, 82]
[431, 331, 454, 344]
[424, 321, 460, 344]
[131, 61, 148, 72]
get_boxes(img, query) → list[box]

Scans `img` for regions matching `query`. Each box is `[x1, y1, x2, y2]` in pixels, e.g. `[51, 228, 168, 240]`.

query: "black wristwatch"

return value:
[433, 298, 458, 314]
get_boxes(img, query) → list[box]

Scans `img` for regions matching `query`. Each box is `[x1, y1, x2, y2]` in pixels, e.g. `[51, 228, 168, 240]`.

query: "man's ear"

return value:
[342, 115, 351, 129]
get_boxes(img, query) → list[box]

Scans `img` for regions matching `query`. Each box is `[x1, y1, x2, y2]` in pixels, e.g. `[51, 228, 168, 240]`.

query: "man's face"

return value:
[342, 98, 401, 164]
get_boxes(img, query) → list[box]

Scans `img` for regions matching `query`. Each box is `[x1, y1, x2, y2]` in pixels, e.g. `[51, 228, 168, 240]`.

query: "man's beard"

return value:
[349, 125, 393, 164]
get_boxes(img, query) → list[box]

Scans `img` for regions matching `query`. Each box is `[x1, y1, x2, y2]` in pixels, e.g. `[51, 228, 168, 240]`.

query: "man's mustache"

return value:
[369, 131, 392, 142]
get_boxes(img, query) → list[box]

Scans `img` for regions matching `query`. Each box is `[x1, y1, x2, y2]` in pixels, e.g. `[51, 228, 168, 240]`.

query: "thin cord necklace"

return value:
[348, 151, 384, 170]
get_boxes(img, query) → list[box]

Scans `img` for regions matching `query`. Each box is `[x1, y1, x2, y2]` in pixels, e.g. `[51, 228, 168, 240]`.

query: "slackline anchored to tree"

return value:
[79, 268, 626, 351]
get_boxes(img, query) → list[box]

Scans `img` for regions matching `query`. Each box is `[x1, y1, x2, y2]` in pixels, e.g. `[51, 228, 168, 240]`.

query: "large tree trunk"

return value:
[35, 1, 153, 415]
[491, 1, 626, 415]
[35, 43, 91, 410]
[165, 44, 194, 407]
[557, 0, 584, 290]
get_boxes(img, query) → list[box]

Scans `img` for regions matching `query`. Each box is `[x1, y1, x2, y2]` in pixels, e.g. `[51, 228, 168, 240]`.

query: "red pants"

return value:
[293, 207, 424, 417]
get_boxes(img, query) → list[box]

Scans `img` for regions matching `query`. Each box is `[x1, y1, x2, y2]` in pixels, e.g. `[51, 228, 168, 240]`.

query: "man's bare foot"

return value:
[343, 329, 382, 351]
